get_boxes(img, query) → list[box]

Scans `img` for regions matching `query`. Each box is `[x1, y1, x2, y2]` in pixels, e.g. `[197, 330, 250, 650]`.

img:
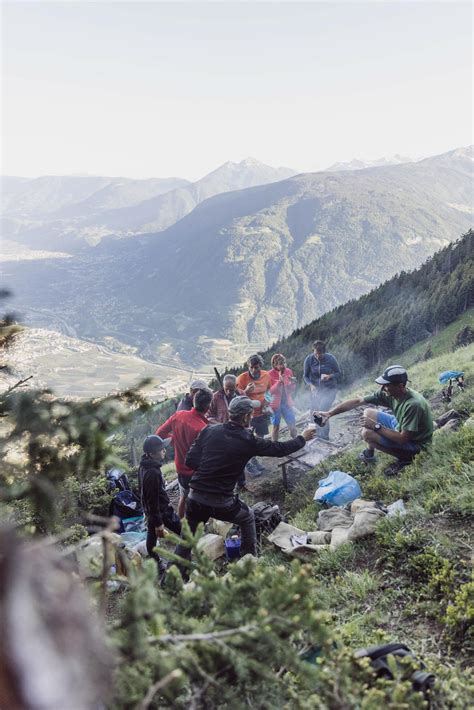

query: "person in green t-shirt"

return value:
[317, 365, 433, 465]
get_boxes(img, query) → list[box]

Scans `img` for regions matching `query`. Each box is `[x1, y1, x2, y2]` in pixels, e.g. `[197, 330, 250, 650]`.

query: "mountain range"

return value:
[3, 146, 473, 368]
[1, 159, 296, 251]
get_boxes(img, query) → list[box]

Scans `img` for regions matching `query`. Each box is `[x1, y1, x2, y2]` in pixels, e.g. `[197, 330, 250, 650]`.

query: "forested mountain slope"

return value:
[262, 231, 473, 380]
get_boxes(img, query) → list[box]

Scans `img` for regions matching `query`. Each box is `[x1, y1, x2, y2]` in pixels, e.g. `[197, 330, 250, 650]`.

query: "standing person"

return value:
[317, 365, 433, 473]
[175, 397, 316, 563]
[138, 435, 182, 576]
[269, 353, 298, 441]
[236, 354, 272, 474]
[208, 374, 244, 423]
[303, 340, 340, 440]
[156, 389, 213, 518]
[176, 379, 211, 411]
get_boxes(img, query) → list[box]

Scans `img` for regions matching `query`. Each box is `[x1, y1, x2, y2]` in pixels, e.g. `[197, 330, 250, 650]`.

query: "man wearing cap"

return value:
[318, 365, 433, 467]
[177, 379, 211, 412]
[138, 435, 182, 575]
[156, 389, 213, 518]
[175, 396, 316, 561]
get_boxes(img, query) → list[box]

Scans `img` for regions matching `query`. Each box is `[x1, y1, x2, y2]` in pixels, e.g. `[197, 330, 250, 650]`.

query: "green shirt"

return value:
[363, 388, 433, 448]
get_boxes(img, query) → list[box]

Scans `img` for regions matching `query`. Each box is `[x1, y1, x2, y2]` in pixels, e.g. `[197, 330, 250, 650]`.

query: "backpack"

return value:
[106, 467, 131, 493]
[251, 502, 284, 537]
[354, 643, 435, 703]
[109, 490, 143, 533]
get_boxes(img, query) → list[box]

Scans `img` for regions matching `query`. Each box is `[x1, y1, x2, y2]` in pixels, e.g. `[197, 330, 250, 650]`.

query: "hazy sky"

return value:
[2, 0, 472, 180]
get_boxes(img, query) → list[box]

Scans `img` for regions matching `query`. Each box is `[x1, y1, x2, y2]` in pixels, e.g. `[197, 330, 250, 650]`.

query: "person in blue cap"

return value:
[318, 365, 433, 469]
[139, 434, 182, 575]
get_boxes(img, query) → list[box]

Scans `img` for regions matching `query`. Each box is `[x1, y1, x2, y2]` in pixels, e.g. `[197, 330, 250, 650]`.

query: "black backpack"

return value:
[251, 502, 284, 537]
[355, 643, 435, 703]
[108, 490, 143, 532]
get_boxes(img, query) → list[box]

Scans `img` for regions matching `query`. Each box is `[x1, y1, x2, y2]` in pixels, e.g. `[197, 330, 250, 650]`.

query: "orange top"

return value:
[236, 370, 271, 416]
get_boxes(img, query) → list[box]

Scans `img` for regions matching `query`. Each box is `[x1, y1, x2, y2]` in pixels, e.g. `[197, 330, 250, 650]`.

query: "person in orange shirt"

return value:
[236, 354, 272, 475]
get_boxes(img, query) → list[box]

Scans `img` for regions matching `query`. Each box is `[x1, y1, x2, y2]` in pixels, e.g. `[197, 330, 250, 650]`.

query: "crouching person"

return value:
[139, 435, 182, 575]
[175, 396, 315, 562]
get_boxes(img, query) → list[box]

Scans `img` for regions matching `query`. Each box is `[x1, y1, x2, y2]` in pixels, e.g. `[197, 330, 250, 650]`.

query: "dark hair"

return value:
[312, 340, 326, 353]
[193, 389, 213, 412]
[248, 353, 264, 367]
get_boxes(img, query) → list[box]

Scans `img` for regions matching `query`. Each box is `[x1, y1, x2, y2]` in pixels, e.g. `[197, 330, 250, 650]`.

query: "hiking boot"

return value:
[383, 460, 411, 477]
[358, 448, 376, 464]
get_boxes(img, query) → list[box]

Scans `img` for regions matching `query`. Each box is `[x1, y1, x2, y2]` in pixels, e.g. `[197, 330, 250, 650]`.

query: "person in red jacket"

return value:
[269, 353, 298, 441]
[155, 389, 212, 518]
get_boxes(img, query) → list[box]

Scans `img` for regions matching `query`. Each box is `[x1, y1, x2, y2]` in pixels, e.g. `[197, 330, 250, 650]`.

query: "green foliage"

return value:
[0, 386, 150, 533]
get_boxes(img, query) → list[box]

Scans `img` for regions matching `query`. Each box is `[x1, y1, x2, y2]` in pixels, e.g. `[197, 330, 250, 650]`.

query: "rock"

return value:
[436, 409, 461, 429]
[207, 518, 233, 538]
[439, 418, 461, 432]
[197, 533, 225, 560]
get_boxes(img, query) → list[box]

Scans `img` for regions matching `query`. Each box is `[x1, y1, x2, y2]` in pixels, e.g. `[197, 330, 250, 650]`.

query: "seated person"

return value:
[318, 365, 433, 465]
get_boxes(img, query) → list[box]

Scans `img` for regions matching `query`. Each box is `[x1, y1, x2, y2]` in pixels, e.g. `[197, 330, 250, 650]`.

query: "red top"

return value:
[269, 367, 296, 410]
[155, 408, 209, 476]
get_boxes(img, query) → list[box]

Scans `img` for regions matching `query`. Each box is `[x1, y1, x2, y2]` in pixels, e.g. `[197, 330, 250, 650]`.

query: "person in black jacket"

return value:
[138, 435, 182, 573]
[175, 396, 315, 560]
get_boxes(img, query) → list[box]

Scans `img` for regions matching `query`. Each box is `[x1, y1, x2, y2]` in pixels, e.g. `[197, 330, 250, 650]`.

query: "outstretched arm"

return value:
[319, 396, 365, 418]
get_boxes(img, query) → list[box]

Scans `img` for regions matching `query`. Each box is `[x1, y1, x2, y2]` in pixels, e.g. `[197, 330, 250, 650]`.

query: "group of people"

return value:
[138, 343, 433, 575]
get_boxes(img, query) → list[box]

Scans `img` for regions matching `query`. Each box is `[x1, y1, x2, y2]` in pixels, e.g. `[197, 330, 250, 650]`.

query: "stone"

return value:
[196, 533, 225, 560]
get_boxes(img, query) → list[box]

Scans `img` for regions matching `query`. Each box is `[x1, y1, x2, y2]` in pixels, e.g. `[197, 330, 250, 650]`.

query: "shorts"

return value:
[251, 414, 269, 437]
[271, 403, 296, 427]
[177, 473, 192, 498]
[376, 411, 422, 459]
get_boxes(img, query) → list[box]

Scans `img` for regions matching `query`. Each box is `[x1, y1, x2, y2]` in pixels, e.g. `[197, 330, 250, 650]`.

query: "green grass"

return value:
[343, 341, 473, 403]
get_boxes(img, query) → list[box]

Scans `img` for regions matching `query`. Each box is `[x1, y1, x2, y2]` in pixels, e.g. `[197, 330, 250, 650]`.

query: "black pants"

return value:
[175, 496, 257, 561]
[311, 387, 337, 439]
[146, 509, 182, 568]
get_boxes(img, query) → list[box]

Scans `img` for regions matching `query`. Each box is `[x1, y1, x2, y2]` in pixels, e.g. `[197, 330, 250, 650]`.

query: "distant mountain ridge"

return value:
[326, 154, 415, 171]
[1, 159, 297, 250]
[4, 146, 473, 368]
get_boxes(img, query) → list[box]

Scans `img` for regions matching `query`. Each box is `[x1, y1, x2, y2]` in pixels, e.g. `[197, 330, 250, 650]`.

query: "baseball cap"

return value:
[143, 434, 171, 454]
[228, 396, 260, 416]
[375, 365, 408, 385]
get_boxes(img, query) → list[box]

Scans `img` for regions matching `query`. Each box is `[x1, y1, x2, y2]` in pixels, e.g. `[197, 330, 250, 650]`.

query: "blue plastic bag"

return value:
[313, 470, 362, 507]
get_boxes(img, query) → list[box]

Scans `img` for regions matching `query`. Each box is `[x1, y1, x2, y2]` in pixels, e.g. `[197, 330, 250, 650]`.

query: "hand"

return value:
[302, 427, 316, 442]
[360, 413, 377, 430]
[318, 410, 331, 420]
[155, 526, 166, 538]
[310, 384, 317, 392]
[320, 373, 332, 381]
[278, 373, 284, 383]
[245, 383, 255, 394]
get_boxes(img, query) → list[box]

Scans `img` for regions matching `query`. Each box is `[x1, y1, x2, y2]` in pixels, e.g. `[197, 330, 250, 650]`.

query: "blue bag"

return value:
[314, 470, 362, 507]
